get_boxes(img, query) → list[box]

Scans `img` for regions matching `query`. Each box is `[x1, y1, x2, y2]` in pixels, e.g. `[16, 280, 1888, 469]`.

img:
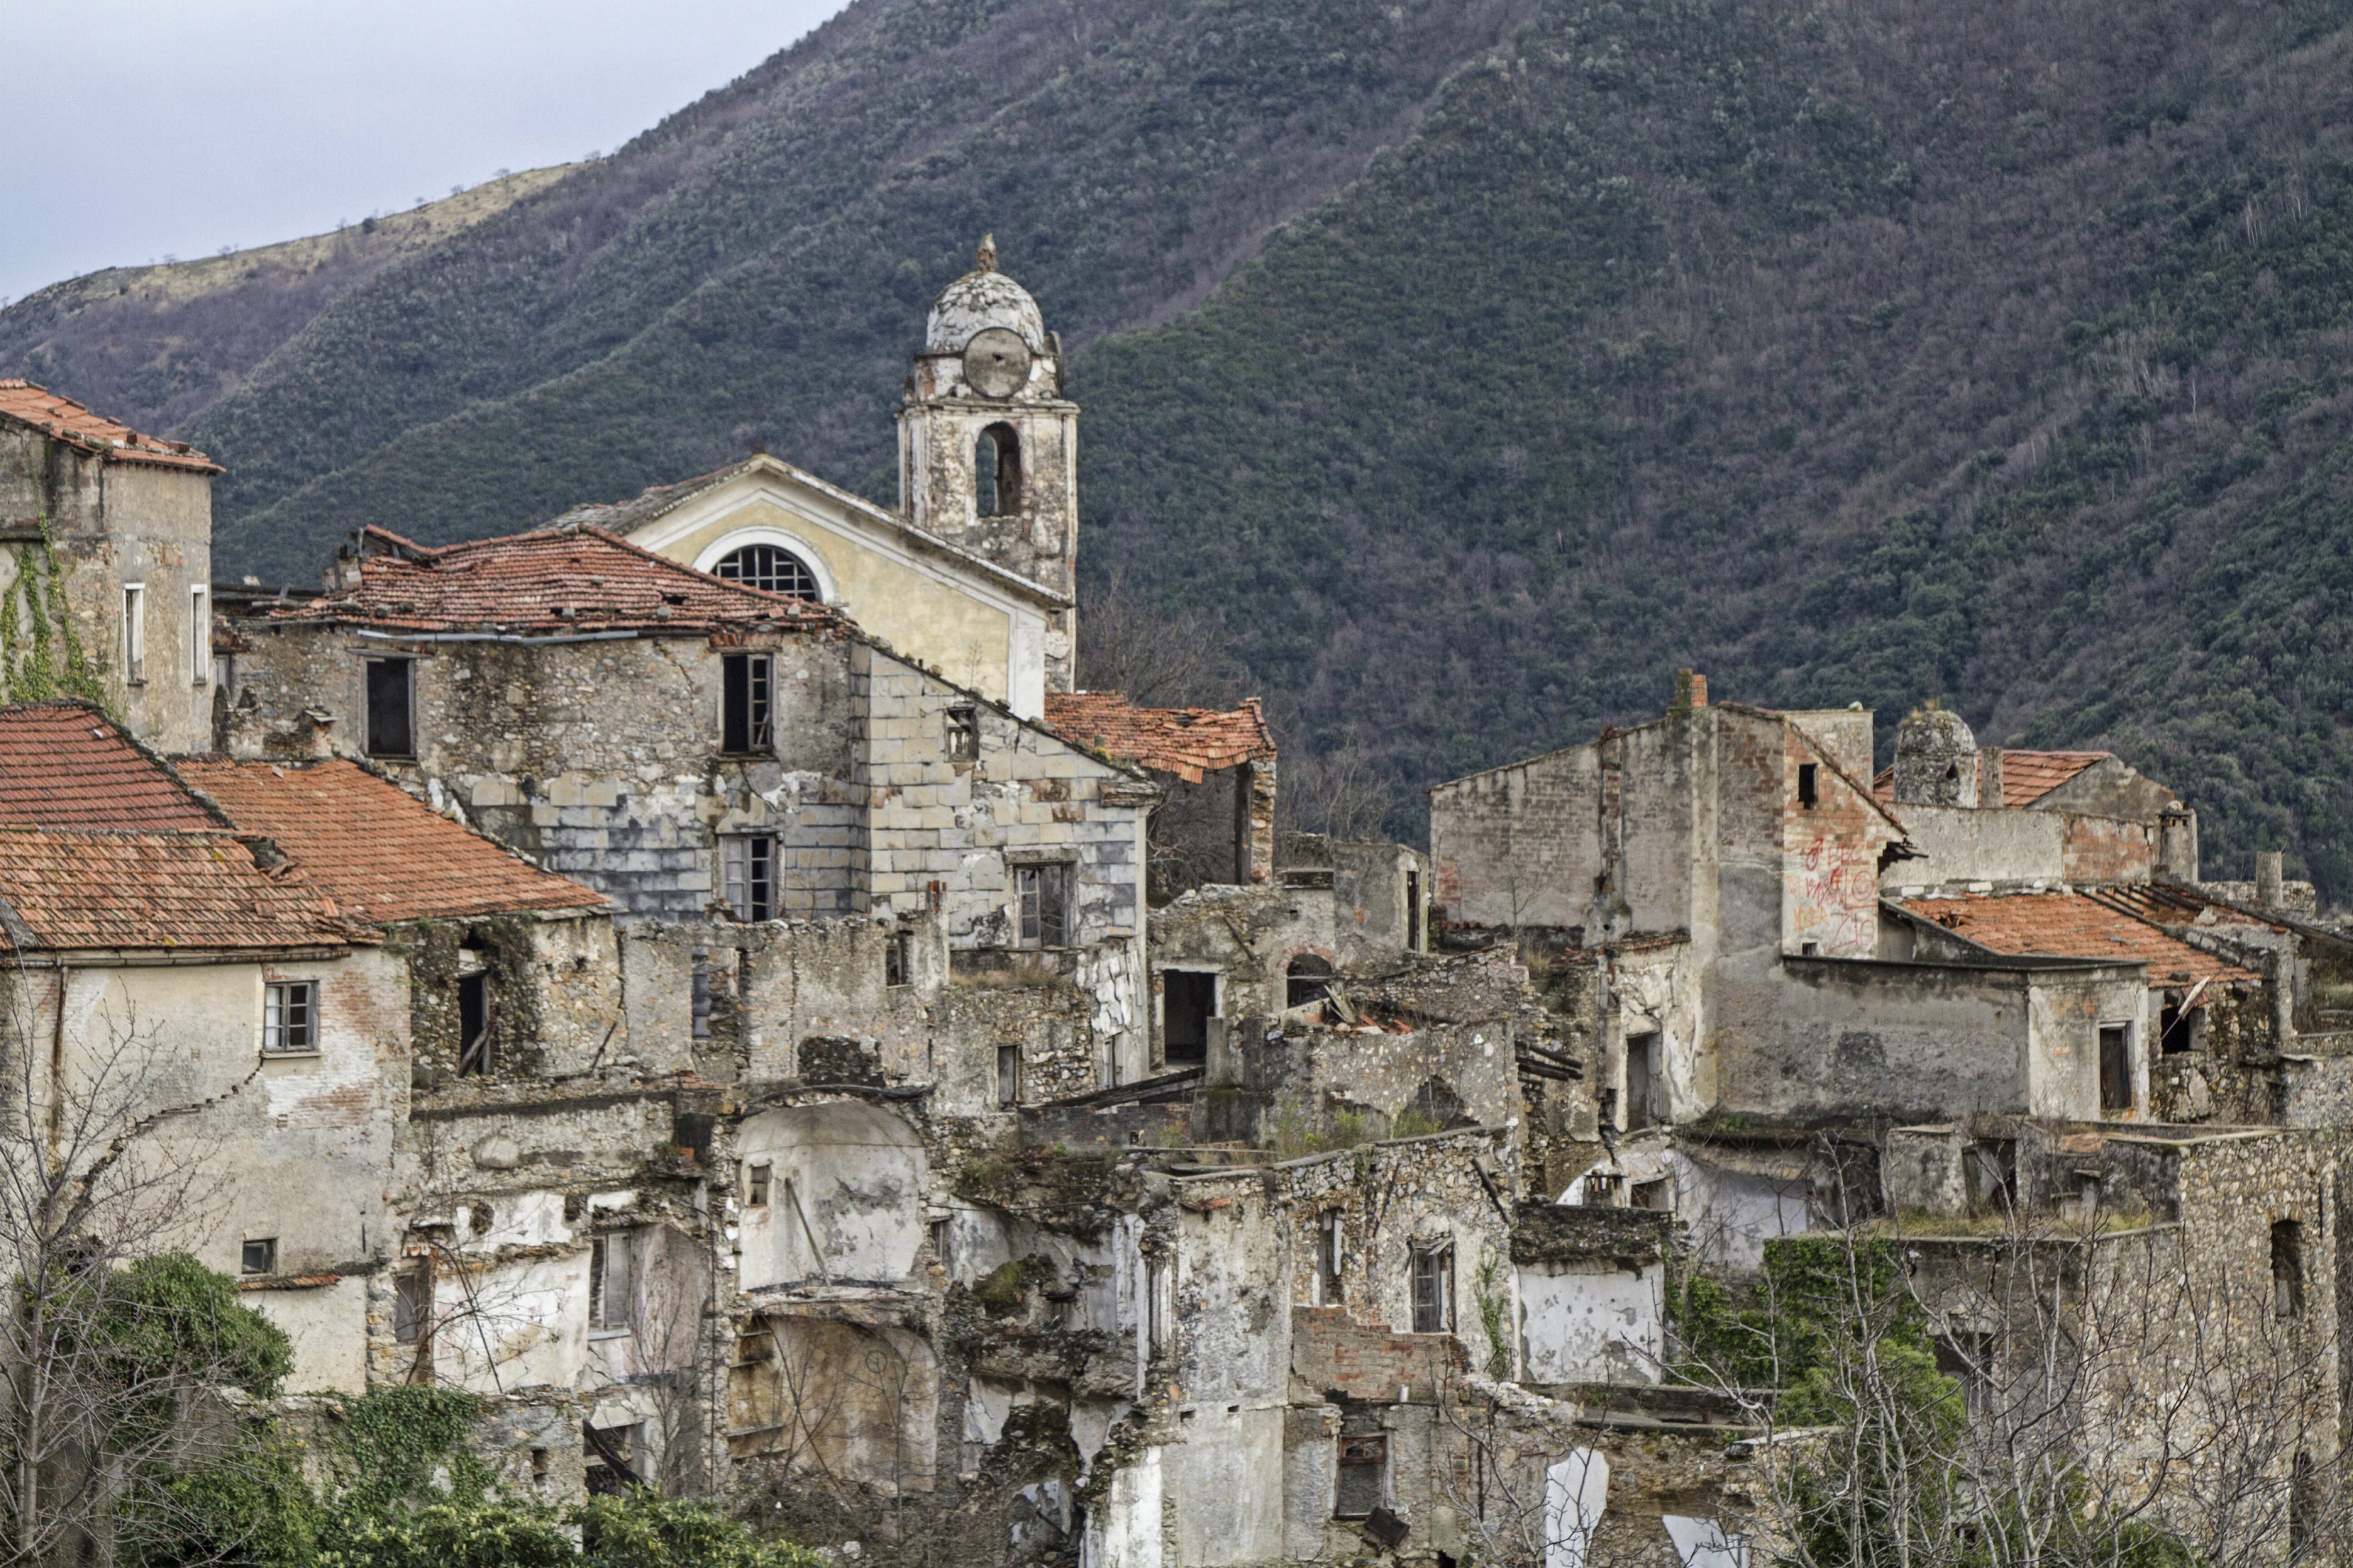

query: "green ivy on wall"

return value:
[1, 514, 106, 708]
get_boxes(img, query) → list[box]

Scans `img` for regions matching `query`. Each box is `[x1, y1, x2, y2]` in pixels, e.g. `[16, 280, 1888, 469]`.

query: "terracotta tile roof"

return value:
[1873, 750, 2113, 808]
[0, 380, 219, 473]
[0, 828, 362, 952]
[268, 526, 848, 638]
[0, 701, 221, 830]
[1891, 890, 2257, 985]
[1043, 693, 1274, 784]
[2088, 882, 2296, 935]
[175, 757, 607, 924]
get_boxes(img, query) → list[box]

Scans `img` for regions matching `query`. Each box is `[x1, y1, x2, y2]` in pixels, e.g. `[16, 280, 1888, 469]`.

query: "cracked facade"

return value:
[3, 248, 2349, 1567]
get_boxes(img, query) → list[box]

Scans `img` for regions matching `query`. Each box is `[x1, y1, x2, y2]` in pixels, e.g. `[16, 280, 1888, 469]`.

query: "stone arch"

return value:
[692, 526, 837, 603]
[736, 1099, 927, 1289]
[977, 423, 1023, 517]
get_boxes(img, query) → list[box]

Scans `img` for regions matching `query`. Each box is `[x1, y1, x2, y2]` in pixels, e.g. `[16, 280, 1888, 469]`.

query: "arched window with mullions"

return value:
[712, 543, 821, 601]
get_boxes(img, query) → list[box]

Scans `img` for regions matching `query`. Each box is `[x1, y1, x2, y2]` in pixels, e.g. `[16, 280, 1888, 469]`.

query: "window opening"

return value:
[976, 423, 1022, 516]
[583, 1423, 639, 1496]
[712, 544, 819, 601]
[1410, 1244, 1454, 1333]
[945, 704, 980, 762]
[1632, 1178, 1672, 1211]
[929, 1219, 952, 1267]
[1934, 1332, 1995, 1416]
[1335, 1432, 1388, 1519]
[589, 1234, 631, 1333]
[263, 981, 316, 1054]
[1624, 1030, 1660, 1130]
[1966, 1140, 2017, 1215]
[1797, 762, 1819, 808]
[1317, 1210, 1345, 1307]
[394, 1266, 429, 1346]
[1405, 868, 1424, 951]
[721, 652, 774, 754]
[190, 585, 210, 684]
[1285, 953, 1334, 1011]
[2274, 1219, 2305, 1318]
[885, 932, 912, 987]
[997, 1045, 1020, 1108]
[1161, 970, 1216, 1065]
[456, 972, 491, 1075]
[121, 584, 145, 682]
[1016, 864, 1070, 947]
[746, 1162, 772, 1208]
[723, 835, 775, 922]
[240, 1238, 277, 1276]
[2098, 1024, 2133, 1114]
[365, 657, 414, 757]
[2291, 1452, 2317, 1555]
[2159, 996, 2193, 1055]
[690, 949, 712, 1040]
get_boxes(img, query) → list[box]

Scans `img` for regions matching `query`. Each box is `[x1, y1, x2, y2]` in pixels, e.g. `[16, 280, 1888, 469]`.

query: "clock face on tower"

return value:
[962, 328, 1033, 399]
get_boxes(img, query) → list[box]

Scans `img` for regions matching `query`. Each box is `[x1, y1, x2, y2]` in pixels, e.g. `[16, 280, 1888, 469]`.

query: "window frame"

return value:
[885, 931, 912, 988]
[121, 584, 146, 683]
[721, 834, 776, 922]
[996, 1043, 1021, 1109]
[1316, 1209, 1345, 1308]
[720, 651, 775, 755]
[1014, 862, 1072, 948]
[455, 971, 492, 1076]
[240, 1237, 278, 1276]
[945, 704, 980, 762]
[2097, 1022, 2135, 1115]
[190, 584, 211, 685]
[262, 979, 319, 1055]
[746, 1162, 772, 1208]
[363, 656, 416, 759]
[1797, 762, 1819, 808]
[393, 1264, 430, 1347]
[1410, 1242, 1455, 1334]
[588, 1233, 633, 1337]
[711, 543, 821, 601]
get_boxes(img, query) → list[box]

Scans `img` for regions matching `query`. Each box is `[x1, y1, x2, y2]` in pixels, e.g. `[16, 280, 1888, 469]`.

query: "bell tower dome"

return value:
[899, 238, 1079, 694]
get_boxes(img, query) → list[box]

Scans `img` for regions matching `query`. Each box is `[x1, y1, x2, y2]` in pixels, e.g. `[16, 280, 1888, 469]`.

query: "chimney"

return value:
[2257, 851, 2285, 910]
[297, 706, 337, 761]
[1977, 747, 2005, 809]
[2158, 806, 2198, 883]
[1673, 669, 1708, 713]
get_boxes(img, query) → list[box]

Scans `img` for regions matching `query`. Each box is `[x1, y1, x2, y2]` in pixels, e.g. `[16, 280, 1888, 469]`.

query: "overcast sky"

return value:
[0, 0, 852, 304]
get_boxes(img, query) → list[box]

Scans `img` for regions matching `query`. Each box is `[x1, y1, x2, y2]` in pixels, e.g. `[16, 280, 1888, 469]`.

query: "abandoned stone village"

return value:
[3, 245, 2351, 1566]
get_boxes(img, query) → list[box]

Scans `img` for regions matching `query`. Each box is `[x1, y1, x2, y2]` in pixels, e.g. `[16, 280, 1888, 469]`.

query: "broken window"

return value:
[2274, 1220, 2305, 1318]
[365, 657, 414, 757]
[1162, 970, 1216, 1066]
[589, 1234, 632, 1335]
[583, 1423, 640, 1496]
[1632, 1177, 1673, 1211]
[121, 584, 146, 682]
[885, 932, 912, 987]
[1624, 1030, 1661, 1130]
[1317, 1210, 1345, 1308]
[1966, 1141, 2017, 1215]
[2098, 1024, 2133, 1114]
[721, 652, 774, 755]
[263, 981, 316, 1054]
[976, 423, 1022, 516]
[1016, 863, 1070, 947]
[393, 1265, 429, 1346]
[2159, 996, 2194, 1055]
[928, 1218, 951, 1267]
[1410, 1243, 1454, 1334]
[1934, 1331, 1995, 1416]
[1797, 762, 1819, 808]
[1405, 867, 1423, 951]
[240, 1238, 277, 1276]
[746, 1162, 772, 1208]
[729, 1323, 781, 1436]
[690, 948, 712, 1039]
[1335, 1432, 1388, 1519]
[1285, 953, 1334, 1010]
[997, 1044, 1021, 1109]
[456, 972, 491, 1075]
[945, 704, 980, 762]
[712, 543, 820, 601]
[723, 835, 775, 922]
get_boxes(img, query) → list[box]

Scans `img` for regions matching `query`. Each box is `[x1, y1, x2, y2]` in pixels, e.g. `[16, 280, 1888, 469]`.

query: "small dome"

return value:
[924, 236, 1046, 355]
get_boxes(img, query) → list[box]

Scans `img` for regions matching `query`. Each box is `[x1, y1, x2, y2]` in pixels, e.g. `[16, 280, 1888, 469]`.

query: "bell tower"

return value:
[899, 238, 1080, 694]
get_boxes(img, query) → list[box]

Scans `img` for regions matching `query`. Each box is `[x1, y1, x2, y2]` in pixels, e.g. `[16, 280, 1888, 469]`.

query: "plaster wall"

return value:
[1517, 1260, 1666, 1386]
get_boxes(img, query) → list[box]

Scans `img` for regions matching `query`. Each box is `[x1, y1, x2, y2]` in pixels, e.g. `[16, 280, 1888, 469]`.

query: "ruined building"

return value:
[1, 243, 2347, 1566]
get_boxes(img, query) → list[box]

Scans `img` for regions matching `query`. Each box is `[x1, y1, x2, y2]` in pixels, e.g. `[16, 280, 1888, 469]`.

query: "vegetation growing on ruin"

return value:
[0, 520, 106, 708]
[9, 0, 2353, 891]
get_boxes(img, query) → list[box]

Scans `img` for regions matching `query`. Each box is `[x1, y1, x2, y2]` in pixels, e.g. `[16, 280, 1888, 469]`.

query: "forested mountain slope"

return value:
[5, 0, 2352, 891]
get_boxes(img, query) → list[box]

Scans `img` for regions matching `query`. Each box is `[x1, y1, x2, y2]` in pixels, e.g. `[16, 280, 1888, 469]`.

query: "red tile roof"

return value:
[1044, 693, 1275, 784]
[176, 757, 607, 924]
[0, 702, 222, 830]
[0, 828, 362, 952]
[1874, 750, 2113, 808]
[269, 526, 848, 638]
[0, 380, 219, 473]
[1891, 890, 2257, 984]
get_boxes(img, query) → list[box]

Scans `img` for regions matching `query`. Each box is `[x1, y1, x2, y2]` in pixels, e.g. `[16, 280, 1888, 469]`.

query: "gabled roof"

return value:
[175, 757, 608, 924]
[1873, 750, 2113, 809]
[0, 828, 362, 952]
[1043, 693, 1274, 784]
[1889, 889, 2257, 985]
[0, 701, 221, 830]
[0, 380, 219, 473]
[267, 525, 848, 638]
